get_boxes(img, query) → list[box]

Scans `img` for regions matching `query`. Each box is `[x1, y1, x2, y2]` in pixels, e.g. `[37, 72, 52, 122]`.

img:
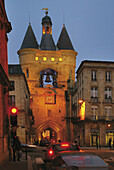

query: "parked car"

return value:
[39, 139, 50, 146]
[54, 153, 109, 170]
[45, 152, 109, 170]
[44, 142, 80, 162]
[21, 143, 37, 152]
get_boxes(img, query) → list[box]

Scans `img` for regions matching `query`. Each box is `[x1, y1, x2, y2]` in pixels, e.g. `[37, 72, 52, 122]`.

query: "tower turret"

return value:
[40, 10, 56, 51]
[20, 23, 39, 50]
[57, 24, 74, 51]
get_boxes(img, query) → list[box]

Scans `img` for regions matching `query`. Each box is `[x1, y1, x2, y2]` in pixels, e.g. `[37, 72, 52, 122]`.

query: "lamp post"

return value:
[10, 106, 18, 161]
[25, 130, 28, 160]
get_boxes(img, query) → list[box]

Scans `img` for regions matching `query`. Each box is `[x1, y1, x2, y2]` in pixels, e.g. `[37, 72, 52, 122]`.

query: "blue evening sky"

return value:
[5, 0, 114, 71]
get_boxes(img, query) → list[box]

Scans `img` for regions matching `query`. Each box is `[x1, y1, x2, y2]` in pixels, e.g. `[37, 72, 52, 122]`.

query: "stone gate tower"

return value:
[18, 11, 77, 142]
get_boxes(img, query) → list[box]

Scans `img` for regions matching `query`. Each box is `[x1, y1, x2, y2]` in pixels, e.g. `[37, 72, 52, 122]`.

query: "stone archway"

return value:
[37, 120, 63, 142]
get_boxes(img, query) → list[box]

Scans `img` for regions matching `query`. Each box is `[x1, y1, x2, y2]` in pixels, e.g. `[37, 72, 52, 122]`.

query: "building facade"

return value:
[72, 60, 114, 147]
[17, 11, 77, 142]
[9, 65, 33, 143]
[0, 0, 12, 164]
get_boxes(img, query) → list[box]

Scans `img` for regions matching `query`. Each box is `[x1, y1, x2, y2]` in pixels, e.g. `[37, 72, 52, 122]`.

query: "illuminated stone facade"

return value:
[0, 0, 12, 164]
[72, 60, 114, 147]
[18, 12, 77, 142]
[9, 65, 32, 143]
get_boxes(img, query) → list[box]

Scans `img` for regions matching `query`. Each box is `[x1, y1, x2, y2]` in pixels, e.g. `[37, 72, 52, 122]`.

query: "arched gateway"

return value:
[37, 120, 64, 142]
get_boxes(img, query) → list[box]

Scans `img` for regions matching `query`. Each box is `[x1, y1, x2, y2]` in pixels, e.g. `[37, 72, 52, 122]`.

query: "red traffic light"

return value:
[10, 107, 18, 114]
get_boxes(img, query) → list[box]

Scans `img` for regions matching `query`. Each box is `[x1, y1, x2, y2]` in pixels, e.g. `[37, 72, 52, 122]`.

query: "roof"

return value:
[76, 60, 114, 74]
[40, 34, 56, 51]
[42, 15, 52, 25]
[8, 65, 23, 74]
[0, 64, 10, 87]
[57, 24, 74, 51]
[20, 23, 39, 50]
[8, 65, 30, 95]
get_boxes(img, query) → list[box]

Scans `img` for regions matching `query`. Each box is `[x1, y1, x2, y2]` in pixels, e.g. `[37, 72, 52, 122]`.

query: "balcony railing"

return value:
[85, 115, 114, 121]
[91, 97, 98, 103]
[105, 98, 112, 103]
[72, 115, 114, 121]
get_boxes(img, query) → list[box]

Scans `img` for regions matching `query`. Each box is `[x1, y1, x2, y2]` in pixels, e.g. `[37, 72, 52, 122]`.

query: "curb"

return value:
[28, 156, 33, 170]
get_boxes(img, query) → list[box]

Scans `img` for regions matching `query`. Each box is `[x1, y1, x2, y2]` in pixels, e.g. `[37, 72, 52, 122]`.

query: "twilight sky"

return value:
[5, 0, 114, 71]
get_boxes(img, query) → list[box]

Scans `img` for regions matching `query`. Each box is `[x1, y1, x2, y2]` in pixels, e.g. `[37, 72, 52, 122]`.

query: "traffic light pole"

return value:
[25, 130, 28, 160]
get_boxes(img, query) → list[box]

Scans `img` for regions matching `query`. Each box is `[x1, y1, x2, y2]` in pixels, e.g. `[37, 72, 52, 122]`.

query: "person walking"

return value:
[14, 136, 21, 161]
[109, 138, 112, 150]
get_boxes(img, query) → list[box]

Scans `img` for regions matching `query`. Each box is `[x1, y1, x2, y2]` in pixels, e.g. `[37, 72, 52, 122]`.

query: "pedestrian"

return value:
[73, 139, 78, 145]
[109, 138, 112, 150]
[14, 136, 21, 161]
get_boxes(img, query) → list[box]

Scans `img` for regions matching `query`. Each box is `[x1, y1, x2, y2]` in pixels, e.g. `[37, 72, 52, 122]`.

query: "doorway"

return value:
[91, 133, 99, 146]
[41, 128, 57, 142]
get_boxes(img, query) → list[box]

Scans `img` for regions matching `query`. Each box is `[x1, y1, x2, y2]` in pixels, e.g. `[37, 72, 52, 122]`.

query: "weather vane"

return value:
[42, 8, 48, 15]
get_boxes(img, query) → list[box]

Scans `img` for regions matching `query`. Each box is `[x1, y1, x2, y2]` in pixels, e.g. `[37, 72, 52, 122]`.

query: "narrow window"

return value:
[48, 110, 51, 117]
[43, 26, 45, 34]
[46, 26, 50, 33]
[91, 71, 96, 81]
[91, 106, 98, 120]
[91, 87, 98, 98]
[50, 27, 52, 34]
[105, 88, 111, 99]
[106, 72, 111, 81]
[10, 81, 15, 90]
[26, 68, 29, 78]
[105, 106, 112, 120]
[9, 95, 15, 106]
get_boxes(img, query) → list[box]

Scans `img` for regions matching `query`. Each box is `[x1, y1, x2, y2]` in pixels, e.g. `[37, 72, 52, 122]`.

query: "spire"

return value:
[57, 24, 74, 51]
[20, 23, 39, 50]
[40, 11, 56, 51]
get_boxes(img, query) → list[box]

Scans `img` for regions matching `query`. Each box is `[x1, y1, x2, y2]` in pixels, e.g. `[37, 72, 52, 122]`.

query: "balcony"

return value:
[105, 98, 112, 103]
[72, 115, 114, 122]
[85, 115, 114, 121]
[91, 97, 98, 103]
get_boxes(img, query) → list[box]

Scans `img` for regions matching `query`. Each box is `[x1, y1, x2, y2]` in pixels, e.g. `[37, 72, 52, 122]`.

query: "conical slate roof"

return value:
[57, 24, 74, 50]
[20, 23, 39, 50]
[40, 34, 56, 51]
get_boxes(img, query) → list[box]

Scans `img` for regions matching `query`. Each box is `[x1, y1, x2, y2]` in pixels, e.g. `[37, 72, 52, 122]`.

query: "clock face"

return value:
[46, 95, 54, 104]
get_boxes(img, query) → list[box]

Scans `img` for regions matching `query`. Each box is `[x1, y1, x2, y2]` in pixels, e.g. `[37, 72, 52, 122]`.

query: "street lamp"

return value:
[78, 100, 85, 120]
[78, 99, 84, 104]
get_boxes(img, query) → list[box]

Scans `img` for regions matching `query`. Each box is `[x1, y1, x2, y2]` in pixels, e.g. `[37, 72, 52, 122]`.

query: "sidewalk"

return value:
[0, 153, 33, 170]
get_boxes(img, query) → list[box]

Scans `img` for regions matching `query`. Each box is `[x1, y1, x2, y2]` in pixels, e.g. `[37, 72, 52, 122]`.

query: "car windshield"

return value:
[53, 143, 80, 152]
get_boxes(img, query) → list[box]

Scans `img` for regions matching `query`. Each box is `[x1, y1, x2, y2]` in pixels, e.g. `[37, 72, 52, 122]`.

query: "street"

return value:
[27, 146, 114, 170]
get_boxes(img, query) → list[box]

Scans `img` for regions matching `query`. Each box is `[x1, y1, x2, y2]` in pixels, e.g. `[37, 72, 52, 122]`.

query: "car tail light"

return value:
[48, 149, 54, 156]
[61, 143, 70, 148]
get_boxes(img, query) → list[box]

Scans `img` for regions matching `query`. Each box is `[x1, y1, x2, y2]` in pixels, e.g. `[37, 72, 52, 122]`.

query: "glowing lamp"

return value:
[10, 107, 18, 114]
[48, 149, 54, 156]
[61, 143, 69, 148]
[78, 100, 83, 104]
[108, 124, 111, 128]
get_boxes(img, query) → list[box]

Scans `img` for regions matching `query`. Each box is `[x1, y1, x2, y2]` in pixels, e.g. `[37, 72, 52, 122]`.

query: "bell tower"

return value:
[18, 11, 77, 142]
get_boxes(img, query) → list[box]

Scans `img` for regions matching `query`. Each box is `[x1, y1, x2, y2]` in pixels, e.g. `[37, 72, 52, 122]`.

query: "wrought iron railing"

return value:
[72, 115, 114, 121]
